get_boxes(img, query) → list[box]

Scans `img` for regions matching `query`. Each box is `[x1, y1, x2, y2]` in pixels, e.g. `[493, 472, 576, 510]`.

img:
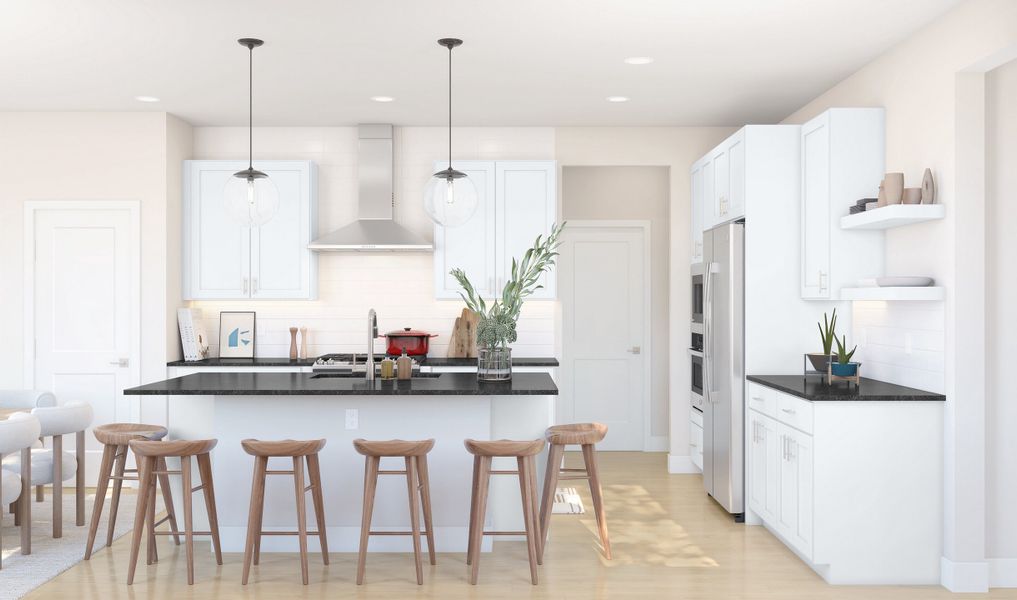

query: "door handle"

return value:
[252, 277, 259, 294]
[627, 346, 641, 354]
[109, 358, 129, 368]
[243, 277, 249, 295]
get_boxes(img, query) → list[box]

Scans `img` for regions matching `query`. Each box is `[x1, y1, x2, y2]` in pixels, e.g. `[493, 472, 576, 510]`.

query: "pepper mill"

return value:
[299, 327, 308, 359]
[289, 327, 298, 360]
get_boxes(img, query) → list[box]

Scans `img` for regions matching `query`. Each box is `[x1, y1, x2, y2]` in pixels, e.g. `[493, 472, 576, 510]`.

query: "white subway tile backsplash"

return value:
[851, 300, 945, 394]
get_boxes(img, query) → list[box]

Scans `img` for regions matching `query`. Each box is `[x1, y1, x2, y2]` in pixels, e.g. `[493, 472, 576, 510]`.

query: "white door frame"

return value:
[23, 200, 142, 420]
[558, 219, 655, 450]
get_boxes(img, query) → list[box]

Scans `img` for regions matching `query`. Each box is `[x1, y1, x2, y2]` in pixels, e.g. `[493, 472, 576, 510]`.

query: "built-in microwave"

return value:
[691, 263, 704, 325]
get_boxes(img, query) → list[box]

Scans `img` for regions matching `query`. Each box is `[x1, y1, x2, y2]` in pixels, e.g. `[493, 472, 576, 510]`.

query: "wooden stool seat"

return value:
[539, 422, 611, 560]
[464, 439, 544, 457]
[242, 438, 328, 586]
[84, 424, 179, 561]
[126, 438, 222, 586]
[353, 438, 434, 457]
[544, 422, 607, 445]
[93, 423, 168, 446]
[464, 438, 545, 585]
[355, 439, 436, 585]
[241, 438, 326, 457]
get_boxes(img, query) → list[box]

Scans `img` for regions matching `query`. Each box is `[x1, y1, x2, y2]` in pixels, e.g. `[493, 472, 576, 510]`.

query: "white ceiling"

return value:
[0, 0, 960, 126]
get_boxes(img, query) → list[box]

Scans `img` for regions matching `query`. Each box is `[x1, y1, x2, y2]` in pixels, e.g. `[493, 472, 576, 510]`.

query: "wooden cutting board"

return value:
[447, 308, 480, 358]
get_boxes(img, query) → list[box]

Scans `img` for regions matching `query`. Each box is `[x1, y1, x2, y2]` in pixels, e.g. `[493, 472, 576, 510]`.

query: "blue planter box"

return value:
[831, 362, 859, 377]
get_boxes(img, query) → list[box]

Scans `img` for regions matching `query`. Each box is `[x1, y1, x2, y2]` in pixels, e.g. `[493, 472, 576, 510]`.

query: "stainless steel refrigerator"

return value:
[702, 221, 745, 519]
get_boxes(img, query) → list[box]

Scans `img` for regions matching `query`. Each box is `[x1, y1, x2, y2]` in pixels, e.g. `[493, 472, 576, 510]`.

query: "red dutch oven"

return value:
[384, 328, 438, 356]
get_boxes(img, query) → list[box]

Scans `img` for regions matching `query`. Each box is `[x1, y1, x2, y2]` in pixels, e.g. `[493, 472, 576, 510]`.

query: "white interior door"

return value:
[559, 224, 647, 450]
[28, 203, 140, 480]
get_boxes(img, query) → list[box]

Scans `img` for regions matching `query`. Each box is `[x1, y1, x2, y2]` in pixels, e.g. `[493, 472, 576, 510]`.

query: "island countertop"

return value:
[125, 372, 558, 396]
[165, 356, 560, 368]
[747, 374, 945, 401]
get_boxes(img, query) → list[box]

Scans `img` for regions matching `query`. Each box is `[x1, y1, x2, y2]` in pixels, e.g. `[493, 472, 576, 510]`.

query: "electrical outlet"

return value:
[904, 333, 913, 355]
[345, 408, 359, 430]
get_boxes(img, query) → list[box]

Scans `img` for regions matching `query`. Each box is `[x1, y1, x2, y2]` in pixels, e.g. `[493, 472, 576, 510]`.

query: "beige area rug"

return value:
[551, 486, 586, 514]
[0, 490, 147, 600]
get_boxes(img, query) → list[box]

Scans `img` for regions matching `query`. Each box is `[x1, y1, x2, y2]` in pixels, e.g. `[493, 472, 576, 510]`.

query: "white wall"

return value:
[553, 127, 735, 465]
[0, 112, 189, 400]
[986, 57, 1017, 579]
[783, 0, 1017, 589]
[189, 126, 558, 358]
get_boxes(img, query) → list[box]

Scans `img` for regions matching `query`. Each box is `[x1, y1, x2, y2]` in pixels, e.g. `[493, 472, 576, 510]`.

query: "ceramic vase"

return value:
[883, 172, 904, 205]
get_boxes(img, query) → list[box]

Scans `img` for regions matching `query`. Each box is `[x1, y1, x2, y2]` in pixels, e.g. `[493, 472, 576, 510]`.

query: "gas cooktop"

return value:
[313, 353, 421, 373]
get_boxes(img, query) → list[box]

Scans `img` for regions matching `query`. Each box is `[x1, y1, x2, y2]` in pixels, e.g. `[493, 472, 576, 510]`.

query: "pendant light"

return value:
[423, 38, 478, 228]
[224, 38, 279, 226]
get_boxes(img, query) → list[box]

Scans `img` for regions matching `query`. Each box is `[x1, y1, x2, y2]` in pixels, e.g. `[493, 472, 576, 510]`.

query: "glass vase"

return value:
[477, 347, 512, 381]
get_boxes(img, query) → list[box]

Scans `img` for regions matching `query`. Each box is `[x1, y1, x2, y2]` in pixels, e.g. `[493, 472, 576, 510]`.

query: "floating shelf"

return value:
[840, 204, 946, 230]
[840, 286, 945, 301]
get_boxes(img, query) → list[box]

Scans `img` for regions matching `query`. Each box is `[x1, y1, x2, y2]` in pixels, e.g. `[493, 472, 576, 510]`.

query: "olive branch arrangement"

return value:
[450, 222, 565, 349]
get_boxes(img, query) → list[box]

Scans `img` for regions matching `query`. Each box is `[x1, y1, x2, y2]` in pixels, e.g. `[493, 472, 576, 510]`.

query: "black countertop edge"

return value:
[126, 372, 558, 396]
[167, 357, 560, 368]
[747, 375, 945, 402]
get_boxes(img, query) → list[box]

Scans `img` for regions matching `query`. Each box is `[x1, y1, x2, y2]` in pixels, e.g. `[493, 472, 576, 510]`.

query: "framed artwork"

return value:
[218, 311, 256, 358]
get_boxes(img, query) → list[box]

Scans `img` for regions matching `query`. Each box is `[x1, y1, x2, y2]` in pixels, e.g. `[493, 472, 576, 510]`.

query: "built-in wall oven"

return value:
[691, 262, 705, 325]
[690, 348, 704, 413]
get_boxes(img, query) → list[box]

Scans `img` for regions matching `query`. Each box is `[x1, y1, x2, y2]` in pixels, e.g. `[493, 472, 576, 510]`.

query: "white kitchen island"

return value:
[124, 372, 557, 553]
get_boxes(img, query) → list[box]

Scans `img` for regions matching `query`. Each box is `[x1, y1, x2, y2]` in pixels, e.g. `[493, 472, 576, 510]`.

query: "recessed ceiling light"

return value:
[134, 95, 160, 103]
[624, 56, 654, 65]
[371, 96, 395, 103]
[606, 96, 629, 103]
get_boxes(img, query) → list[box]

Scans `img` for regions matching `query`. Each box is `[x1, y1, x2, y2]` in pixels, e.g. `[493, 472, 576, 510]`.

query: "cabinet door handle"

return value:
[781, 407, 796, 415]
[243, 277, 249, 295]
[252, 277, 259, 294]
[752, 396, 764, 402]
[818, 270, 828, 292]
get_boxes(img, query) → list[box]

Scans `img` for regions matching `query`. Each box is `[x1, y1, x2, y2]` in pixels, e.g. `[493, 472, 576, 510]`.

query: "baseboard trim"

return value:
[667, 453, 699, 474]
[990, 558, 1017, 588]
[645, 436, 668, 452]
[940, 556, 989, 592]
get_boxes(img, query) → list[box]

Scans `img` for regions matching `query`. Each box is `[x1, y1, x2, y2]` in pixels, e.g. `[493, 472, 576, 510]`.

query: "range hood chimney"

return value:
[308, 124, 432, 251]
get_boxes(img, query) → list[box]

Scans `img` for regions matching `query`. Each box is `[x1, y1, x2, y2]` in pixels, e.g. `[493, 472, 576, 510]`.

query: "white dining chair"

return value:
[0, 412, 42, 563]
[0, 390, 57, 503]
[2, 402, 93, 540]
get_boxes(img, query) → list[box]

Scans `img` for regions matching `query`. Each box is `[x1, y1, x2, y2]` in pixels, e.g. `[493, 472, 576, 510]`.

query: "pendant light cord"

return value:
[248, 43, 254, 171]
[447, 43, 453, 170]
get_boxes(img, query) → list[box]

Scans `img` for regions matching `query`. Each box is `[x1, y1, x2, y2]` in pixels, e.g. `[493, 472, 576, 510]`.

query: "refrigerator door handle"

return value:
[703, 261, 714, 403]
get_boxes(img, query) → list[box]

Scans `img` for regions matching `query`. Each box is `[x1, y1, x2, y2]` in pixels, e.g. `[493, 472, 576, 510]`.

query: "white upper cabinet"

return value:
[690, 161, 705, 263]
[799, 108, 885, 300]
[183, 160, 317, 300]
[434, 160, 557, 300]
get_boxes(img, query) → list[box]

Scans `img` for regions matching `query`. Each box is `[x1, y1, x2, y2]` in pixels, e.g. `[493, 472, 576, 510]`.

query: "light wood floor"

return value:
[27, 452, 1017, 599]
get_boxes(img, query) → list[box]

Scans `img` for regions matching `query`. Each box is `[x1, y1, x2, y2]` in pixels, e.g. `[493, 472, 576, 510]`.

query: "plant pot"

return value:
[477, 347, 512, 381]
[830, 362, 859, 377]
[806, 353, 834, 372]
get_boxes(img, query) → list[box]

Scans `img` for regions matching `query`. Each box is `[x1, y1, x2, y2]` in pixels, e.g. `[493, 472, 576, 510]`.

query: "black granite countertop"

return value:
[747, 375, 945, 402]
[126, 372, 558, 396]
[166, 356, 559, 368]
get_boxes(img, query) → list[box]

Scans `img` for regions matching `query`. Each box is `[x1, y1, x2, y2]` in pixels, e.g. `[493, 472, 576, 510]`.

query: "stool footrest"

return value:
[489, 470, 521, 475]
[561, 468, 588, 472]
[257, 531, 324, 536]
[155, 530, 213, 536]
[265, 470, 295, 475]
[368, 530, 432, 536]
[558, 475, 591, 481]
[377, 470, 407, 475]
[483, 531, 527, 536]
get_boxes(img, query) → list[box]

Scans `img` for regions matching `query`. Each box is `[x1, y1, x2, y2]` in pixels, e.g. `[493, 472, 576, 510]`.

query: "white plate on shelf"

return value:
[876, 276, 934, 287]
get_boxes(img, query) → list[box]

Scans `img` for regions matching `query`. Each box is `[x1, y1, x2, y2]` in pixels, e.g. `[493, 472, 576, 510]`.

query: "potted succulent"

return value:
[451, 222, 565, 381]
[808, 309, 838, 372]
[831, 334, 859, 377]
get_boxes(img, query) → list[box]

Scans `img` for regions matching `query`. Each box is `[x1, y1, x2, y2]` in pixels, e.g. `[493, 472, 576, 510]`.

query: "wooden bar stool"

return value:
[240, 438, 328, 586]
[353, 438, 436, 585]
[126, 439, 222, 586]
[84, 423, 180, 560]
[538, 423, 611, 559]
[464, 438, 544, 585]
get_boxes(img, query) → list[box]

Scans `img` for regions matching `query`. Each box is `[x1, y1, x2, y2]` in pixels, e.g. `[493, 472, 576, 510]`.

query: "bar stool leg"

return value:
[181, 455, 195, 585]
[517, 456, 539, 585]
[356, 456, 380, 585]
[293, 456, 310, 585]
[539, 443, 564, 549]
[527, 454, 543, 564]
[197, 453, 223, 565]
[581, 443, 611, 560]
[306, 453, 329, 564]
[416, 454, 437, 565]
[468, 456, 491, 585]
[253, 463, 266, 566]
[107, 445, 128, 548]
[157, 457, 182, 545]
[466, 455, 480, 566]
[242, 455, 267, 585]
[146, 466, 158, 565]
[126, 456, 152, 585]
[84, 443, 115, 559]
[405, 456, 423, 585]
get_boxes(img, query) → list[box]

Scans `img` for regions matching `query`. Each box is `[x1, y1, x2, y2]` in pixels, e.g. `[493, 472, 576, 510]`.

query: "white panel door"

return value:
[727, 131, 746, 221]
[701, 157, 715, 230]
[433, 161, 498, 299]
[801, 114, 831, 299]
[251, 162, 316, 299]
[184, 162, 251, 299]
[559, 225, 646, 450]
[30, 204, 139, 480]
[496, 161, 557, 300]
[712, 146, 730, 224]
[777, 423, 814, 558]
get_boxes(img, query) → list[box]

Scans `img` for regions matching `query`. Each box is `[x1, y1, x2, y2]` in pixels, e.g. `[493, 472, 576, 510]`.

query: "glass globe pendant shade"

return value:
[224, 169, 279, 226]
[423, 168, 478, 228]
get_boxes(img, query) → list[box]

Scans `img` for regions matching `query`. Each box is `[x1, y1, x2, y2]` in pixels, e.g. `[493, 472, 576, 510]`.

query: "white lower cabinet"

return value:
[690, 411, 704, 472]
[746, 382, 943, 584]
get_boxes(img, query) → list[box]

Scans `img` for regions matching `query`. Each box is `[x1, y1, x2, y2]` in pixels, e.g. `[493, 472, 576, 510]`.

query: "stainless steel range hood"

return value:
[308, 124, 432, 251]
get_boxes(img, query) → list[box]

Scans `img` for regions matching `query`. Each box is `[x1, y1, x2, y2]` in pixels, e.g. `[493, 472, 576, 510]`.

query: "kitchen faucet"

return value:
[366, 308, 378, 381]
